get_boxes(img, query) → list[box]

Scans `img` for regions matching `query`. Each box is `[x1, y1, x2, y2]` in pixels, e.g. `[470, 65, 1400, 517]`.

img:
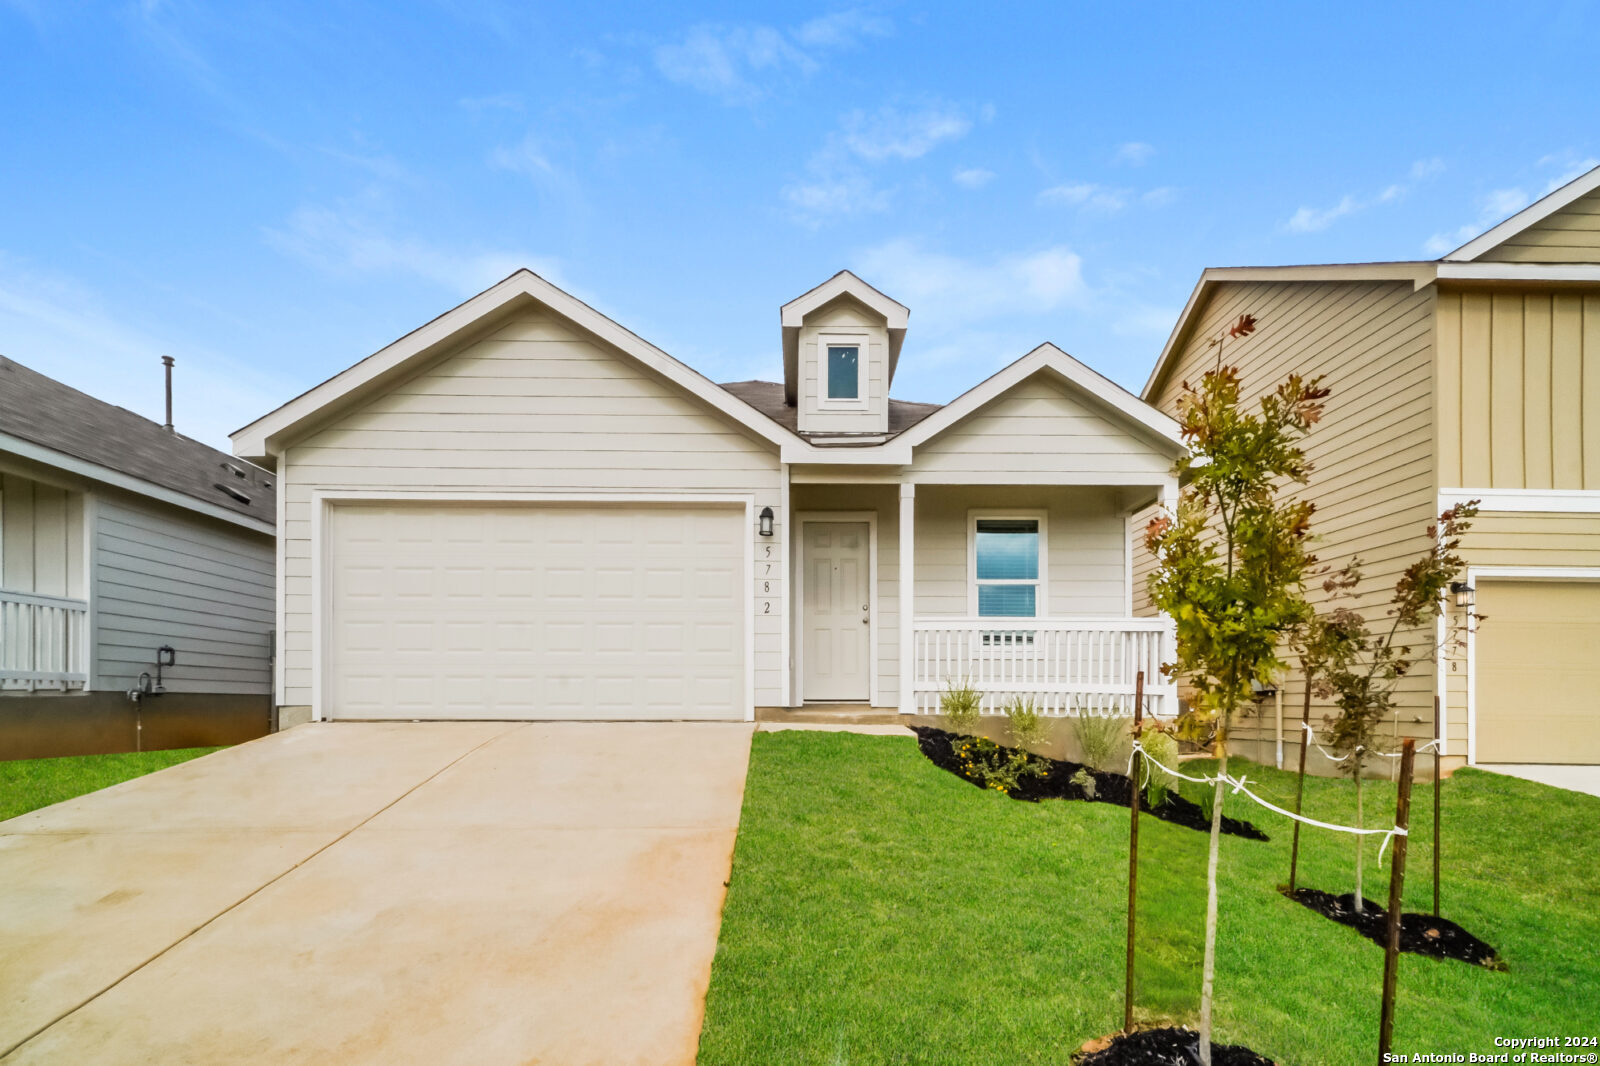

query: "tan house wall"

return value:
[1435, 289, 1600, 489]
[1139, 278, 1441, 765]
[277, 308, 786, 714]
[1479, 187, 1600, 263]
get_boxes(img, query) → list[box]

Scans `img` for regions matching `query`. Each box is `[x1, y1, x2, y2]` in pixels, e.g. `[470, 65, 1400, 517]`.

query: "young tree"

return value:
[1144, 323, 1326, 1065]
[1301, 501, 1480, 911]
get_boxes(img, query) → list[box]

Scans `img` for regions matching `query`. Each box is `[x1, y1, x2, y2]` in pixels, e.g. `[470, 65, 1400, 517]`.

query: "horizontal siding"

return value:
[1480, 187, 1600, 263]
[0, 471, 86, 598]
[92, 494, 274, 695]
[1144, 278, 1439, 748]
[797, 299, 890, 435]
[279, 308, 784, 710]
[912, 377, 1171, 482]
[1436, 288, 1600, 489]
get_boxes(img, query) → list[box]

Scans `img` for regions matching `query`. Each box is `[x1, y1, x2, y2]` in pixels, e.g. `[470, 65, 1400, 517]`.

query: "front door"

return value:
[803, 521, 871, 701]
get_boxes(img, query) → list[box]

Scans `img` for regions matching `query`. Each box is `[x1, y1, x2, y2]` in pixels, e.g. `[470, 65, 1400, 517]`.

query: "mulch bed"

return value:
[911, 726, 1268, 841]
[1076, 1027, 1276, 1065]
[1285, 887, 1505, 969]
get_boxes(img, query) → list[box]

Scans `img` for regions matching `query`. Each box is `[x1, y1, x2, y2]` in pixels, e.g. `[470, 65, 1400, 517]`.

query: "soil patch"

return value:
[1076, 1026, 1276, 1065]
[911, 726, 1268, 841]
[1285, 887, 1505, 969]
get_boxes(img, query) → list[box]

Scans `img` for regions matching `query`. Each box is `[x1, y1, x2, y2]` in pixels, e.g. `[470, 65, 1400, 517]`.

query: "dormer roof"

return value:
[780, 270, 908, 404]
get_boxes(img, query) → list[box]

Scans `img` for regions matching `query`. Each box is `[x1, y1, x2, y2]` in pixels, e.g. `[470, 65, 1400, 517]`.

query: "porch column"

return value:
[898, 482, 915, 714]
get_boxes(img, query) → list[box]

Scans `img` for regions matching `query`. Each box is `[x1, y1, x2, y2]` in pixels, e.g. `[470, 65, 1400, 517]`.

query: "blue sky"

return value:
[3, 1, 1599, 449]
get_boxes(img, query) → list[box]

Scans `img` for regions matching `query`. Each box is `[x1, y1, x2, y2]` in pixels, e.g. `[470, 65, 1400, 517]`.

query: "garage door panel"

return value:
[1476, 580, 1600, 764]
[328, 503, 746, 720]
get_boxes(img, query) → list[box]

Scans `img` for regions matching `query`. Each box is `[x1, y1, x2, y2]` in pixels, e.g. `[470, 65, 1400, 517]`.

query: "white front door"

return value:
[803, 521, 871, 701]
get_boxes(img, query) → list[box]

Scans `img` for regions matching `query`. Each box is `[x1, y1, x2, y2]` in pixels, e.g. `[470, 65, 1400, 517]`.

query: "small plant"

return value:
[1137, 725, 1180, 809]
[1069, 766, 1098, 800]
[1072, 711, 1123, 771]
[1005, 696, 1047, 753]
[950, 734, 1047, 795]
[940, 677, 983, 736]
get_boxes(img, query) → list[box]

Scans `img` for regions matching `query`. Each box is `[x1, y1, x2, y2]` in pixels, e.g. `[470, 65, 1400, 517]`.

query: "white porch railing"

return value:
[0, 590, 90, 692]
[911, 616, 1177, 718]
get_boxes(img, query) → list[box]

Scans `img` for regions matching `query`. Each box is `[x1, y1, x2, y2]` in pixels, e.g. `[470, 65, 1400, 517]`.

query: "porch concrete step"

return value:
[754, 705, 909, 727]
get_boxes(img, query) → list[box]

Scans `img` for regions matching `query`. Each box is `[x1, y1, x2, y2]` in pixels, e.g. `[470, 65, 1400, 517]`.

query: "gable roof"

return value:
[0, 356, 275, 532]
[780, 270, 909, 403]
[1444, 163, 1600, 261]
[232, 269, 801, 462]
[901, 343, 1185, 455]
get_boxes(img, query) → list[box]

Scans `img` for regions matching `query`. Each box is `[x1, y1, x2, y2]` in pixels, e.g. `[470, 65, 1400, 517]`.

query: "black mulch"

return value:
[1076, 1027, 1276, 1065]
[1285, 887, 1505, 969]
[911, 726, 1268, 841]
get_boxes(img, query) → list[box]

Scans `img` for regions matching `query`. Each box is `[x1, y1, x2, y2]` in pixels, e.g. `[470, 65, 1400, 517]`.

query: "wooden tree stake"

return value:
[1287, 675, 1312, 896]
[1123, 669, 1145, 1034]
[1378, 739, 1416, 1063]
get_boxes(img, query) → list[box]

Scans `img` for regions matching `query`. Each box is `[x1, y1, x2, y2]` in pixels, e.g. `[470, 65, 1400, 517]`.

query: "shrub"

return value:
[1071, 711, 1124, 771]
[939, 677, 983, 736]
[1137, 726, 1180, 809]
[950, 735, 1046, 795]
[1004, 696, 1047, 754]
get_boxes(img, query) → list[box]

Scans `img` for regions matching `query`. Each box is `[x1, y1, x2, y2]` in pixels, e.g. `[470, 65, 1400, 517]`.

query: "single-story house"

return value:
[232, 270, 1184, 726]
[1, 357, 276, 757]
[1137, 163, 1600, 773]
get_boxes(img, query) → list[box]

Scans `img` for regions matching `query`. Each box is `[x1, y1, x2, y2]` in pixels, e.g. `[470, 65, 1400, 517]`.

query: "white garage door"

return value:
[1475, 579, 1600, 764]
[327, 502, 746, 720]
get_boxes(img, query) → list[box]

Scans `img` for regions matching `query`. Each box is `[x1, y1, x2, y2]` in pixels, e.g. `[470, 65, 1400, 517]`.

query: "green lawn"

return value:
[698, 731, 1600, 1065]
[0, 747, 222, 822]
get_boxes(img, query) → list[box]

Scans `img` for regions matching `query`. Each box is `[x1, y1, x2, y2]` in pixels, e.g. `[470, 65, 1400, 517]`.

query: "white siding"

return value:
[797, 299, 890, 435]
[0, 470, 85, 598]
[278, 307, 784, 711]
[92, 494, 274, 695]
[910, 376, 1173, 484]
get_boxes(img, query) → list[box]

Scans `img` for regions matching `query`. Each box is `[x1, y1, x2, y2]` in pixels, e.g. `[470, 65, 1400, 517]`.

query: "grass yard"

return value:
[0, 747, 222, 822]
[698, 731, 1600, 1065]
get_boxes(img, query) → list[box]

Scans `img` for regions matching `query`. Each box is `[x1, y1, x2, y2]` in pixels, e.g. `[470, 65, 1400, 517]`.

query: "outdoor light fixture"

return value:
[1450, 581, 1474, 609]
[758, 506, 775, 537]
[1250, 678, 1278, 702]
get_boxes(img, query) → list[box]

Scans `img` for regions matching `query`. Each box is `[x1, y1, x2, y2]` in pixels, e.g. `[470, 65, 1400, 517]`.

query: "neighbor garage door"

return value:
[326, 502, 745, 720]
[1475, 579, 1600, 764]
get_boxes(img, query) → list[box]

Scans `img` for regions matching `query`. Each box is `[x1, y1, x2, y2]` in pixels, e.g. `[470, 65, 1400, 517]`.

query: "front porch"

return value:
[786, 478, 1177, 720]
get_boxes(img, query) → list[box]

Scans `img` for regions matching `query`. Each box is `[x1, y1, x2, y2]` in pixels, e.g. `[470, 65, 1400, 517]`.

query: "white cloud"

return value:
[1421, 152, 1599, 255]
[1113, 141, 1155, 166]
[0, 254, 291, 449]
[953, 167, 995, 189]
[1141, 186, 1177, 207]
[1284, 158, 1446, 235]
[489, 133, 556, 179]
[264, 205, 557, 295]
[654, 9, 890, 103]
[782, 171, 890, 221]
[1038, 182, 1128, 212]
[1285, 194, 1361, 233]
[852, 239, 1086, 334]
[840, 104, 971, 162]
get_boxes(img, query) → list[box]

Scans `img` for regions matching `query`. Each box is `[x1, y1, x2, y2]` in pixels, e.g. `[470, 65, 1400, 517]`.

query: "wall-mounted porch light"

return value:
[758, 506, 775, 537]
[1250, 678, 1278, 702]
[1450, 581, 1474, 609]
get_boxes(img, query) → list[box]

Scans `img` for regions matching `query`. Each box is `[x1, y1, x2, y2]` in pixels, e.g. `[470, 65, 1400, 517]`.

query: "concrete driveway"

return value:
[0, 721, 754, 1065]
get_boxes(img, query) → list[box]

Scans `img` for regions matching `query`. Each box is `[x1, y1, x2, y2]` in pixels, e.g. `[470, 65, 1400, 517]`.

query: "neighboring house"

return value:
[0, 357, 276, 758]
[232, 270, 1185, 727]
[1138, 165, 1600, 773]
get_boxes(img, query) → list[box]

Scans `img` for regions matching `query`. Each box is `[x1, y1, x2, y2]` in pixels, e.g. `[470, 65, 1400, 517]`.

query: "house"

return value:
[0, 357, 276, 758]
[231, 270, 1185, 727]
[1138, 165, 1600, 775]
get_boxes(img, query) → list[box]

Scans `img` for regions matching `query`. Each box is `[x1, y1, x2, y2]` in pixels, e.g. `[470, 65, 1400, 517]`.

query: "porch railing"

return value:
[0, 589, 90, 692]
[911, 616, 1177, 718]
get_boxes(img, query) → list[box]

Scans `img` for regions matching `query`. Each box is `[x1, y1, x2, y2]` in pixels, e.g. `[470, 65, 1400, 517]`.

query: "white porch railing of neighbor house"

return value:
[911, 616, 1178, 717]
[0, 590, 90, 692]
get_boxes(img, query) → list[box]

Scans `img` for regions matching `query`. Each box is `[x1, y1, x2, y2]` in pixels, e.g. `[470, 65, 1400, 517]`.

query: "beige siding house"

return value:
[1, 358, 276, 758]
[1139, 165, 1600, 773]
[234, 270, 1185, 727]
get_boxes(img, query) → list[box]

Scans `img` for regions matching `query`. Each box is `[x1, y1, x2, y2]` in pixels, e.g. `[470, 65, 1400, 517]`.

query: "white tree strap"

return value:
[1128, 740, 1410, 862]
[1300, 720, 1441, 761]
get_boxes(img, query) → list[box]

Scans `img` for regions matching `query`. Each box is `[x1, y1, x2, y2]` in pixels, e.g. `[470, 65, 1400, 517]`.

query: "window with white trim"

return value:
[818, 334, 867, 408]
[970, 514, 1046, 617]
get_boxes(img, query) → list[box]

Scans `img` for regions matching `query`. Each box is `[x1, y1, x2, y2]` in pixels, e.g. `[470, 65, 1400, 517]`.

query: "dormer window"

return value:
[820, 334, 867, 409]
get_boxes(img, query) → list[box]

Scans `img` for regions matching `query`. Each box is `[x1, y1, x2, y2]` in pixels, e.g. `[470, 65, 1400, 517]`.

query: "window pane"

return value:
[827, 346, 859, 399]
[975, 521, 1038, 580]
[978, 584, 1036, 617]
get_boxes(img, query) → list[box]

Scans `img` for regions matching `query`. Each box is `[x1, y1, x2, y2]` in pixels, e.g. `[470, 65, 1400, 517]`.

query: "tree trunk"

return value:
[1197, 745, 1227, 1066]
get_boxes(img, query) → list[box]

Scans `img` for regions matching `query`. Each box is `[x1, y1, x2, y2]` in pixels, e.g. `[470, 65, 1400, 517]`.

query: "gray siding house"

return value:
[0, 357, 276, 757]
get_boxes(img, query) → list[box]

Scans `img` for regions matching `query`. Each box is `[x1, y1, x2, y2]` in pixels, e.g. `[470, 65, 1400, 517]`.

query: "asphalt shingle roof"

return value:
[0, 356, 275, 527]
[718, 380, 941, 439]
